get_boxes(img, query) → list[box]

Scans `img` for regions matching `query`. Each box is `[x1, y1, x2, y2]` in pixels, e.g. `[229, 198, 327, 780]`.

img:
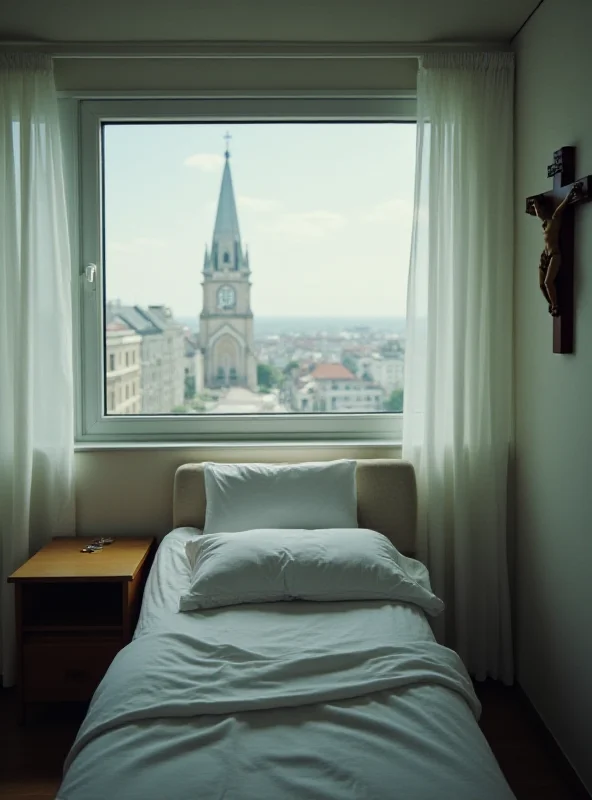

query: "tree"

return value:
[257, 363, 281, 391]
[342, 354, 358, 375]
[384, 389, 404, 412]
[283, 360, 299, 375]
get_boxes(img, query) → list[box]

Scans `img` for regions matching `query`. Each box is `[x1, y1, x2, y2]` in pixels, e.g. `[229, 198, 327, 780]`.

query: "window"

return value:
[109, 353, 115, 372]
[77, 97, 414, 442]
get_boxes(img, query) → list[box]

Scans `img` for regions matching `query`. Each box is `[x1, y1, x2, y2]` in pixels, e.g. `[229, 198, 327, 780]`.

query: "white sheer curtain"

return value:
[403, 53, 514, 683]
[0, 53, 75, 686]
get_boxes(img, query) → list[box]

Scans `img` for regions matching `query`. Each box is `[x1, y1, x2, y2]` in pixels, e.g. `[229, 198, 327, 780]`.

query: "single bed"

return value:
[58, 459, 515, 800]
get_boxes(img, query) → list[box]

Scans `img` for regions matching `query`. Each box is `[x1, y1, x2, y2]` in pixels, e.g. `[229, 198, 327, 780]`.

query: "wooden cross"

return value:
[525, 146, 592, 353]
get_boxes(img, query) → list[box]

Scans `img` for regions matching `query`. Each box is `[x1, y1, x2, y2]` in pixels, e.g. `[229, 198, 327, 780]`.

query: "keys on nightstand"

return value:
[81, 537, 115, 553]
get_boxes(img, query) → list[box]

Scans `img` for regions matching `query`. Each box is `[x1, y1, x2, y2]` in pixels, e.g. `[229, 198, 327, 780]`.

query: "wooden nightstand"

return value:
[8, 536, 156, 715]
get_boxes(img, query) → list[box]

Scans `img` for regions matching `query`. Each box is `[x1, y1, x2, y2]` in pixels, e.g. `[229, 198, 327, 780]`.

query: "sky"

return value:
[104, 122, 416, 319]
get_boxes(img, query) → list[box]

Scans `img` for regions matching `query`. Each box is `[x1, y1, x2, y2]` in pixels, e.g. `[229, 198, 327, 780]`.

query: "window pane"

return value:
[103, 122, 414, 415]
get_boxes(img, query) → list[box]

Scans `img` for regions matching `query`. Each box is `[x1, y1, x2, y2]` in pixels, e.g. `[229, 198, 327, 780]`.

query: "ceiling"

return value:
[0, 0, 540, 45]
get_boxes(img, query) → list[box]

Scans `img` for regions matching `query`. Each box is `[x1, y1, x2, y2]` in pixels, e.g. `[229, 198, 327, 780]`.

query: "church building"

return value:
[199, 143, 257, 391]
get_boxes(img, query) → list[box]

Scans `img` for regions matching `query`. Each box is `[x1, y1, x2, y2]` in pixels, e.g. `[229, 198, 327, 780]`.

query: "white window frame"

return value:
[74, 95, 415, 443]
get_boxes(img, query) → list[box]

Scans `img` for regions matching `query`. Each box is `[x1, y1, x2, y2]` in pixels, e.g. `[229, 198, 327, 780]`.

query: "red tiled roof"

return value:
[311, 363, 356, 380]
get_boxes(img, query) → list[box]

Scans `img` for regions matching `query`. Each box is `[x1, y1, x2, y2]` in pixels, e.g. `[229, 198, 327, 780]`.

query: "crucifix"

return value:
[526, 146, 592, 353]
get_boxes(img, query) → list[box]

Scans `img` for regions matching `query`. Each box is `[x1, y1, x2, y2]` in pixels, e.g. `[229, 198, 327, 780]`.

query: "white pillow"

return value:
[202, 460, 357, 535]
[179, 528, 444, 616]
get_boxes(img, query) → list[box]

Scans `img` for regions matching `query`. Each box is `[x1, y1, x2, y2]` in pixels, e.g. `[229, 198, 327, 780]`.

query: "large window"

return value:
[77, 98, 415, 442]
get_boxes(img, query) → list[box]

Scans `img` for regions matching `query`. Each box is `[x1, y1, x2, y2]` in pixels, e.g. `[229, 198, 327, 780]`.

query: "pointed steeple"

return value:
[203, 136, 250, 275]
[213, 148, 241, 246]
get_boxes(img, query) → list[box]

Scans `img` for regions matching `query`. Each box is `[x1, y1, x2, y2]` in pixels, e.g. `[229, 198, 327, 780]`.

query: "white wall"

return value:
[54, 58, 418, 93]
[514, 0, 592, 791]
[75, 446, 400, 536]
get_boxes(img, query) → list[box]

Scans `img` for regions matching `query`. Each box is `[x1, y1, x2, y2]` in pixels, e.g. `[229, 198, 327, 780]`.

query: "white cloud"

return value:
[264, 210, 346, 239]
[238, 195, 278, 213]
[362, 197, 413, 223]
[184, 153, 225, 172]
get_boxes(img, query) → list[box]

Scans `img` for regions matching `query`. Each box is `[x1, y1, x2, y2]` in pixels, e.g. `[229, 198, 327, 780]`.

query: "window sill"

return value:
[74, 439, 402, 452]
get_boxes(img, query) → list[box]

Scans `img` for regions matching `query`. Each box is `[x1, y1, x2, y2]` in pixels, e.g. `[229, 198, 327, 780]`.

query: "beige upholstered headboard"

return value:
[173, 459, 417, 556]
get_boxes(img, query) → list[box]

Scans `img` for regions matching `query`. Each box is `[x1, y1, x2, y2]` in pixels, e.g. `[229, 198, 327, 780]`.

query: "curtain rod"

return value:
[0, 40, 511, 59]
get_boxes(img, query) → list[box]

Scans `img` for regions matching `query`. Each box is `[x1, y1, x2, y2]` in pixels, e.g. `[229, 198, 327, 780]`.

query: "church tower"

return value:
[199, 141, 257, 391]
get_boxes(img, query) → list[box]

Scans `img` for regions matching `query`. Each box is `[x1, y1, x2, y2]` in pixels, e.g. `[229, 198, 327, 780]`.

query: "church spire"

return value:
[212, 137, 241, 248]
[205, 136, 248, 273]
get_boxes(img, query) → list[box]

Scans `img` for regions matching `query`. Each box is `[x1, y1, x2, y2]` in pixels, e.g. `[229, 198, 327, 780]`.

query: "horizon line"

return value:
[177, 314, 407, 319]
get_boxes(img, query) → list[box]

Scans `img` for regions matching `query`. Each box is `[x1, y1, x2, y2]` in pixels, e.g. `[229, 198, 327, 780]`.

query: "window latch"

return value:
[82, 263, 97, 292]
[85, 263, 97, 283]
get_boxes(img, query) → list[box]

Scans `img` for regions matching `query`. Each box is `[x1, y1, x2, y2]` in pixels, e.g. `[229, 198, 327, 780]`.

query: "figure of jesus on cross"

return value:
[529, 182, 583, 317]
[525, 146, 592, 353]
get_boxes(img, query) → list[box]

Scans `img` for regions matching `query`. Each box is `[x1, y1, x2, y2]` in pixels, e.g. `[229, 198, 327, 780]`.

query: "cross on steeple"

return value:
[224, 131, 232, 159]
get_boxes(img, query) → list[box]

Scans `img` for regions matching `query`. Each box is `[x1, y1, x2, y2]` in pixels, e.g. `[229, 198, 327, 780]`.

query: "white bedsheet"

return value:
[134, 527, 201, 635]
[135, 527, 435, 645]
[58, 530, 515, 800]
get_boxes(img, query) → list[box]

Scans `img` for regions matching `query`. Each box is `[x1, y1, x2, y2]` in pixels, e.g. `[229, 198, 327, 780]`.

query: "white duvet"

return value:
[58, 530, 515, 800]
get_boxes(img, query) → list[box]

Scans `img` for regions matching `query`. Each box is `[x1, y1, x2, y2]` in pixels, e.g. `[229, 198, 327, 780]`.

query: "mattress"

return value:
[58, 529, 515, 800]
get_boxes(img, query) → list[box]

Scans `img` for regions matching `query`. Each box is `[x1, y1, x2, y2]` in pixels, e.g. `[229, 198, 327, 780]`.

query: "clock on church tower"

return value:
[199, 141, 257, 391]
[217, 284, 236, 311]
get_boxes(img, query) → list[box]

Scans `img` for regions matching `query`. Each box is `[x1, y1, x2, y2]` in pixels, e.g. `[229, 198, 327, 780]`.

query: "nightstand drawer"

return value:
[23, 638, 121, 702]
